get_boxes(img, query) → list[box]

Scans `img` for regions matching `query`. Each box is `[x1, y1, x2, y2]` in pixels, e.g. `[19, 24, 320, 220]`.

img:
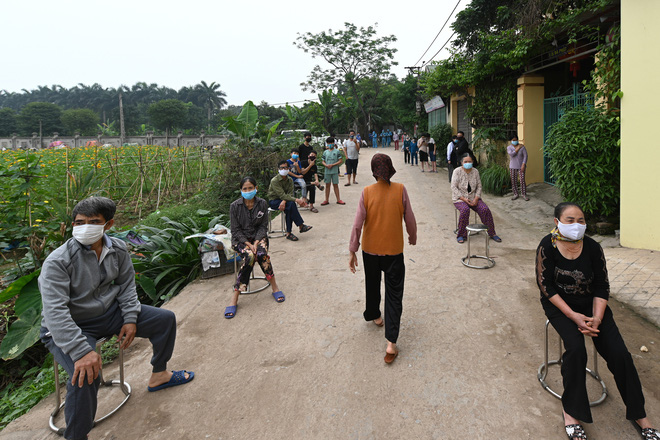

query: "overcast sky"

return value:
[0, 0, 466, 107]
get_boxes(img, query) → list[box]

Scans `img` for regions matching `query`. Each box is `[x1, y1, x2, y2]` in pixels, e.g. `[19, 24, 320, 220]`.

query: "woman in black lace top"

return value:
[536, 202, 658, 440]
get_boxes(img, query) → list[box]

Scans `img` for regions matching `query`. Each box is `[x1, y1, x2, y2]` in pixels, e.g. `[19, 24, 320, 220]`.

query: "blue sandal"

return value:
[147, 370, 195, 392]
[272, 291, 285, 303]
[224, 305, 237, 319]
[457, 236, 465, 243]
[491, 235, 502, 243]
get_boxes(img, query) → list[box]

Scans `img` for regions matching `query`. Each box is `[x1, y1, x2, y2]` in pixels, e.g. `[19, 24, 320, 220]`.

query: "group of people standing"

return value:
[370, 129, 397, 148]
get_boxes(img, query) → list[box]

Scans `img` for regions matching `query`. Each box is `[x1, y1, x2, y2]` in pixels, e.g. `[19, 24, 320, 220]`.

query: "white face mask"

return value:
[72, 223, 107, 245]
[556, 220, 586, 241]
[278, 169, 289, 177]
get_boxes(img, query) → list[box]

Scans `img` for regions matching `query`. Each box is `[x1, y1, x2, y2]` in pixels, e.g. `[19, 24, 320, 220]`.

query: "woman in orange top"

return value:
[349, 153, 417, 364]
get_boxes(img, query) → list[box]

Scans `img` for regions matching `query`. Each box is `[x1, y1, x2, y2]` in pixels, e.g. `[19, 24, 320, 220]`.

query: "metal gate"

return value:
[457, 99, 472, 143]
[543, 85, 593, 184]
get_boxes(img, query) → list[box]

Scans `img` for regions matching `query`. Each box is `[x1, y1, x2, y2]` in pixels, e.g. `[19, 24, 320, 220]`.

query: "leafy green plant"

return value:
[0, 353, 57, 430]
[133, 215, 224, 305]
[479, 163, 511, 196]
[545, 106, 620, 217]
[429, 123, 454, 149]
[0, 270, 42, 360]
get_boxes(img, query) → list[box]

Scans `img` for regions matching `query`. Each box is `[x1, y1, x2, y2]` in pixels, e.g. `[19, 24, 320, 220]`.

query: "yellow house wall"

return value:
[620, 1, 660, 250]
[516, 75, 545, 184]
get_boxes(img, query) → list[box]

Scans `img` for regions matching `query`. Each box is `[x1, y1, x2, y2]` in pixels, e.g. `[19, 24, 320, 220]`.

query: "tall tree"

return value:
[295, 23, 398, 135]
[17, 102, 62, 136]
[147, 99, 188, 136]
[0, 108, 18, 136]
[196, 81, 227, 130]
[61, 109, 99, 135]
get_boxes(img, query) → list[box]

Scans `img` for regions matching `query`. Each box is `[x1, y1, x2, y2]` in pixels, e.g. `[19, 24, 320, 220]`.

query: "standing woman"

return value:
[349, 154, 417, 364]
[536, 202, 659, 440]
[507, 134, 529, 200]
[226, 177, 284, 319]
[451, 154, 501, 243]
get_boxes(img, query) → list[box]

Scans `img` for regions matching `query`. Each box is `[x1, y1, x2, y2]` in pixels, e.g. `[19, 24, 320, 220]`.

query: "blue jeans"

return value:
[269, 199, 304, 233]
[41, 302, 177, 440]
[410, 151, 418, 164]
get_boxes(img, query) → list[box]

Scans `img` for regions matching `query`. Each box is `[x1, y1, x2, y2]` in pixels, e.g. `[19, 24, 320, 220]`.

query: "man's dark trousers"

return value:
[41, 302, 176, 440]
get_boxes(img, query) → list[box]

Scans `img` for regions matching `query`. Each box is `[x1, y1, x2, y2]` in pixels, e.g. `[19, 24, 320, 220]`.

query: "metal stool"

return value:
[461, 224, 495, 269]
[268, 207, 286, 238]
[233, 254, 271, 294]
[454, 208, 477, 234]
[50, 337, 132, 436]
[537, 319, 607, 406]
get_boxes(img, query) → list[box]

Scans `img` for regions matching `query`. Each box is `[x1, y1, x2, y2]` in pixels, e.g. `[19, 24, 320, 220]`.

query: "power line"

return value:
[421, 31, 457, 68]
[412, 0, 462, 67]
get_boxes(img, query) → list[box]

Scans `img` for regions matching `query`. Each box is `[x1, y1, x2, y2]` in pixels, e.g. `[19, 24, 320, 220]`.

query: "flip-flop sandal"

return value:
[299, 225, 312, 233]
[320, 201, 329, 206]
[286, 233, 299, 241]
[384, 350, 398, 364]
[491, 235, 502, 242]
[353, 182, 358, 184]
[147, 370, 195, 392]
[337, 200, 346, 205]
[310, 207, 319, 213]
[344, 183, 351, 186]
[631, 420, 660, 440]
[272, 290, 285, 302]
[224, 305, 237, 319]
[373, 318, 384, 327]
[457, 236, 465, 243]
[565, 424, 587, 439]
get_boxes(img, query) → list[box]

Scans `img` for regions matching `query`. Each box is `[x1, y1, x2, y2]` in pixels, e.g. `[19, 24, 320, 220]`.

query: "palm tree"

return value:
[195, 81, 227, 130]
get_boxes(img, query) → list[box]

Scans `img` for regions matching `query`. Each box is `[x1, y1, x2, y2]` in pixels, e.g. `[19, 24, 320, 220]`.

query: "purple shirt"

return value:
[507, 144, 528, 169]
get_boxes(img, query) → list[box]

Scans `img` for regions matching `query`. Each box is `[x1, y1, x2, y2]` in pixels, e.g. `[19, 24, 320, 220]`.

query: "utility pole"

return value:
[119, 90, 126, 146]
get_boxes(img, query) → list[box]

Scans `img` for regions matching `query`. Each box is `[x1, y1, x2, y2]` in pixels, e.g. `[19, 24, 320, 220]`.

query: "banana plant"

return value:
[222, 100, 259, 146]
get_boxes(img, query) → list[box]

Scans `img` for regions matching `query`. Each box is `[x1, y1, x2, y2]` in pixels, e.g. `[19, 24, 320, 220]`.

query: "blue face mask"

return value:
[463, 163, 473, 170]
[453, 139, 458, 143]
[241, 189, 257, 200]
[292, 154, 299, 160]
[512, 141, 519, 146]
[328, 144, 334, 149]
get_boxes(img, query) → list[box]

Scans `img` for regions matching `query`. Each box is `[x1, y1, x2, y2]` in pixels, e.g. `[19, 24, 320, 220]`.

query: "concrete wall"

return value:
[620, 1, 660, 251]
[0, 133, 227, 150]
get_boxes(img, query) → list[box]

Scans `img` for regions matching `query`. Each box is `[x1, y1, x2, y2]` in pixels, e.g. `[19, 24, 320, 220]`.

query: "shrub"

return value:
[545, 106, 620, 217]
[480, 163, 511, 196]
[429, 123, 453, 148]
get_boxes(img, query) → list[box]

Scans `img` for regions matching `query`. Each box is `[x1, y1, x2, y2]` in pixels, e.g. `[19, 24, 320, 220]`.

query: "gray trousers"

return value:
[41, 302, 177, 440]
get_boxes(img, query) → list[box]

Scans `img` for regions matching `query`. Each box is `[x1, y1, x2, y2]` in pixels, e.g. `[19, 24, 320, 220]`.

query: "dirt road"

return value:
[3, 147, 659, 439]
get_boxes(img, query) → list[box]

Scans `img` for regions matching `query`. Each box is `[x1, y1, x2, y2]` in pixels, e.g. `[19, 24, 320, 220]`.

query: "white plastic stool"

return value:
[268, 207, 286, 238]
[49, 337, 132, 436]
[537, 319, 608, 406]
[461, 224, 495, 269]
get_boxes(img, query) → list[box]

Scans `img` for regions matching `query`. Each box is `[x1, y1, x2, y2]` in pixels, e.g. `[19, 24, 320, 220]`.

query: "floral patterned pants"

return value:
[232, 238, 274, 291]
[510, 168, 527, 196]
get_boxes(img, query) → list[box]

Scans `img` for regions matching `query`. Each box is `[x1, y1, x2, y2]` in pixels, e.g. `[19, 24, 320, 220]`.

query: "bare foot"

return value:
[373, 317, 384, 327]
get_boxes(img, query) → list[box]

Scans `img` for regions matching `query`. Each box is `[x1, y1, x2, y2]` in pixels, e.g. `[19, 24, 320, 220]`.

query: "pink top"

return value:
[349, 185, 417, 254]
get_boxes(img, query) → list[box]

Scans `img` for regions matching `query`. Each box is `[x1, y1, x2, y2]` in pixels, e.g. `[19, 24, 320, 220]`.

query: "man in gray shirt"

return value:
[343, 129, 360, 186]
[39, 197, 193, 440]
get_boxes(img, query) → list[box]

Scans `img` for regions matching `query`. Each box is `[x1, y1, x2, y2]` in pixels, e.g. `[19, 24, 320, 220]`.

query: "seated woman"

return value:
[451, 154, 501, 243]
[225, 177, 285, 319]
[536, 202, 659, 440]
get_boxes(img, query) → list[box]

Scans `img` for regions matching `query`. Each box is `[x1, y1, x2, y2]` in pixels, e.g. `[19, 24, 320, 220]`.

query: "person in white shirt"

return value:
[446, 135, 458, 182]
[343, 130, 360, 186]
[427, 134, 437, 173]
[392, 131, 400, 150]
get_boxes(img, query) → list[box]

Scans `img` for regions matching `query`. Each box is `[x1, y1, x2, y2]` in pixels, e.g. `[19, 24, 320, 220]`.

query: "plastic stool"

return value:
[233, 255, 271, 294]
[461, 224, 495, 269]
[268, 207, 286, 238]
[49, 337, 132, 436]
[537, 319, 607, 406]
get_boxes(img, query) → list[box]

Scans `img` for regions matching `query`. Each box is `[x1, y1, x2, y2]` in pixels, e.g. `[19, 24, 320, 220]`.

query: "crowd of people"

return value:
[34, 125, 659, 440]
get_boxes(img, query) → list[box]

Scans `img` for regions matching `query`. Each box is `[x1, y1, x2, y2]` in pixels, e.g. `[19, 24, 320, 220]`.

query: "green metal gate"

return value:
[543, 85, 593, 184]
